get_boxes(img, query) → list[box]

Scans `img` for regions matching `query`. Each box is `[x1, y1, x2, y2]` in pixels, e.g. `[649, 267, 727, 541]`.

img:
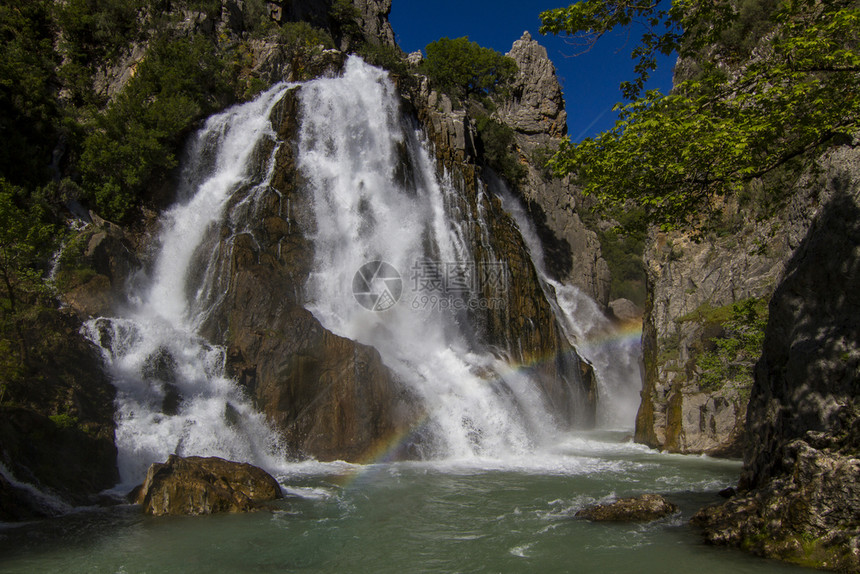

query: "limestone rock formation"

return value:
[634, 149, 851, 456]
[499, 32, 610, 305]
[692, 160, 860, 569]
[351, 0, 395, 47]
[634, 221, 784, 456]
[576, 493, 679, 522]
[498, 31, 566, 138]
[135, 455, 282, 516]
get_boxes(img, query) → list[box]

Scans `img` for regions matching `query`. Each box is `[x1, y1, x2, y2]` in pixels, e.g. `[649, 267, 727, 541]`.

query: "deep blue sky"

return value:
[389, 0, 677, 141]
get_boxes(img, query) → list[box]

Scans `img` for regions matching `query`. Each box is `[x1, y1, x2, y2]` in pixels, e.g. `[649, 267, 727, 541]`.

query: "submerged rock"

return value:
[575, 494, 679, 522]
[134, 455, 282, 516]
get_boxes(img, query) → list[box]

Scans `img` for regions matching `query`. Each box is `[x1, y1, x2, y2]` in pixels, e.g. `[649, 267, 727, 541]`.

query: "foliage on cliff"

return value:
[0, 0, 336, 398]
[79, 33, 232, 218]
[678, 297, 768, 394]
[422, 37, 517, 99]
[0, 181, 59, 396]
[540, 0, 860, 229]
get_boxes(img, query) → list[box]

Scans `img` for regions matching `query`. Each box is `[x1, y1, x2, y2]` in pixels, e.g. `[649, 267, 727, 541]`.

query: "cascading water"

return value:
[83, 83, 293, 487]
[84, 56, 636, 485]
[489, 178, 642, 429]
[299, 57, 576, 459]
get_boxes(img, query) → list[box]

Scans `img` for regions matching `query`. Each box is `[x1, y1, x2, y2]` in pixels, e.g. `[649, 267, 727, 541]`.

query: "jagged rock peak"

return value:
[352, 0, 396, 47]
[499, 31, 567, 138]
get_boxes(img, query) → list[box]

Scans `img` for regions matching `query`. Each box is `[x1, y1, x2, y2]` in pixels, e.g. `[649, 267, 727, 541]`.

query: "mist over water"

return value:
[490, 181, 642, 429]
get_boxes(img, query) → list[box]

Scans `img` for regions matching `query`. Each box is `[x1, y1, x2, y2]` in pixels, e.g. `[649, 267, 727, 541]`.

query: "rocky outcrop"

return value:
[637, 144, 860, 458]
[57, 221, 141, 319]
[576, 494, 679, 522]
[0, 309, 118, 516]
[350, 0, 395, 47]
[498, 32, 566, 138]
[608, 298, 643, 325]
[265, 0, 395, 48]
[134, 455, 282, 516]
[499, 32, 610, 305]
[693, 156, 860, 569]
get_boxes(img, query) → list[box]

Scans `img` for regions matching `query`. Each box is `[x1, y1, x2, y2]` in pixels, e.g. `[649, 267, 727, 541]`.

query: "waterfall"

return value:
[84, 57, 636, 485]
[83, 83, 292, 486]
[299, 57, 571, 459]
[489, 178, 642, 429]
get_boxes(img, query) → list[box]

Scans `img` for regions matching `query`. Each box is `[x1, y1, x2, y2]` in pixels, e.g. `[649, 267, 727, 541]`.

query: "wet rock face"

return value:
[200, 56, 599, 461]
[693, 147, 860, 571]
[576, 494, 679, 522]
[134, 455, 282, 516]
[198, 88, 418, 462]
[404, 70, 598, 430]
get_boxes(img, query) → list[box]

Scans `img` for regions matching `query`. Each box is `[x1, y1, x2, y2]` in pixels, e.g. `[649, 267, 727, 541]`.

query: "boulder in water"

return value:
[575, 494, 679, 522]
[134, 455, 282, 516]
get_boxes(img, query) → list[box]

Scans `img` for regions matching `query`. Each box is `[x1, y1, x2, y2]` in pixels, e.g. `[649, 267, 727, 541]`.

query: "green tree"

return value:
[80, 32, 231, 220]
[0, 180, 58, 367]
[422, 37, 517, 98]
[540, 0, 860, 230]
[0, 0, 59, 187]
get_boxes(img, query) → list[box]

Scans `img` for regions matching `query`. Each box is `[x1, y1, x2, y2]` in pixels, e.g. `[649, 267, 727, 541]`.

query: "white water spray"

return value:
[490, 180, 642, 429]
[299, 57, 575, 459]
[84, 84, 292, 486]
[84, 57, 637, 485]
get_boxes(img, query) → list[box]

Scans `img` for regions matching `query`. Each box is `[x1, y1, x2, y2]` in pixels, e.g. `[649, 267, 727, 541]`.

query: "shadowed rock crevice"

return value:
[693, 184, 860, 572]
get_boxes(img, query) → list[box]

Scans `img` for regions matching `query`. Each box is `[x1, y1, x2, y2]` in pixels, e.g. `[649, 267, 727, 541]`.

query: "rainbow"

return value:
[331, 322, 643, 484]
[574, 321, 643, 355]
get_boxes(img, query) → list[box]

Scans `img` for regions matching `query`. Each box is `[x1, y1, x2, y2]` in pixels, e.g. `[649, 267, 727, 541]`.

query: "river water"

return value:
[0, 432, 805, 573]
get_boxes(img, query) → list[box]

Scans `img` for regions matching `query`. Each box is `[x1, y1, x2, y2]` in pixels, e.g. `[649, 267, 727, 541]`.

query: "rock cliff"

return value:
[692, 143, 860, 570]
[498, 32, 610, 306]
[634, 152, 846, 456]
